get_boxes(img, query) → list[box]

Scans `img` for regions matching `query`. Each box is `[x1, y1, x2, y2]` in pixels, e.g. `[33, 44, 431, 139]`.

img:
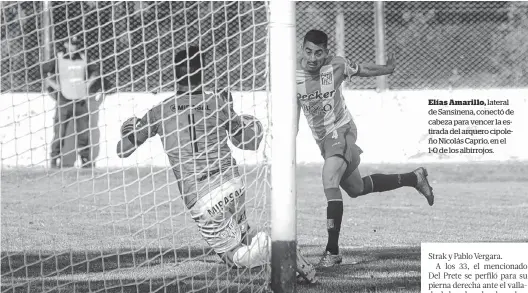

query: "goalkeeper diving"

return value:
[116, 46, 316, 283]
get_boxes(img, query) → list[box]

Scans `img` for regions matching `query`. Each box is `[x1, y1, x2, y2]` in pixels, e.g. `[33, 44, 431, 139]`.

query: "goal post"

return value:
[269, 0, 297, 292]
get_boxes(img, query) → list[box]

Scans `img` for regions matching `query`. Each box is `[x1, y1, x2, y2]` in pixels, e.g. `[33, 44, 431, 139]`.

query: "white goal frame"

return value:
[270, 0, 297, 292]
[4, 0, 298, 292]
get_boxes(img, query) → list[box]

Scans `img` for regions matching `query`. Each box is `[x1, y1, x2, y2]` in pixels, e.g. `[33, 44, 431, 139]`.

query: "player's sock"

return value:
[361, 173, 417, 195]
[324, 188, 343, 255]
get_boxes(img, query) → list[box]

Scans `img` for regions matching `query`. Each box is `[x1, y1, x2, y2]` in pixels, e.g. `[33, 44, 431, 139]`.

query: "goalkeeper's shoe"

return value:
[317, 251, 342, 268]
[413, 167, 434, 206]
[296, 248, 317, 284]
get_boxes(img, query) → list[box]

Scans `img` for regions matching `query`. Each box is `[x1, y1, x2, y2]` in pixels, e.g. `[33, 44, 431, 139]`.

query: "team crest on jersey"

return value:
[320, 72, 333, 86]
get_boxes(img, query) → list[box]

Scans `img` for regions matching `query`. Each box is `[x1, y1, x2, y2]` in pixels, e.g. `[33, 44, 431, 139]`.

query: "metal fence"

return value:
[297, 1, 528, 89]
[1, 1, 268, 93]
[3, 1, 528, 92]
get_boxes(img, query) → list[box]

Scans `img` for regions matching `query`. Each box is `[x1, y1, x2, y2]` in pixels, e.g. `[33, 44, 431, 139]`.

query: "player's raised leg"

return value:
[340, 166, 434, 206]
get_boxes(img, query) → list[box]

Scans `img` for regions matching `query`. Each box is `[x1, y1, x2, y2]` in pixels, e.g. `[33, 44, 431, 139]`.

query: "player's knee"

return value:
[322, 157, 347, 189]
[232, 232, 270, 269]
[322, 174, 340, 189]
[342, 178, 364, 198]
[344, 185, 362, 198]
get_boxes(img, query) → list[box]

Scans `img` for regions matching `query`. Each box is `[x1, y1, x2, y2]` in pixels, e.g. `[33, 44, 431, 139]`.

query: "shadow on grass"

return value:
[298, 246, 422, 293]
[1, 247, 268, 293]
[2, 247, 216, 278]
[0, 245, 426, 293]
[1, 277, 268, 293]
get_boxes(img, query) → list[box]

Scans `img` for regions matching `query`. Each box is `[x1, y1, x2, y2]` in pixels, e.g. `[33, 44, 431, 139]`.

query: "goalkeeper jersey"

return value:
[296, 55, 359, 141]
[137, 91, 242, 209]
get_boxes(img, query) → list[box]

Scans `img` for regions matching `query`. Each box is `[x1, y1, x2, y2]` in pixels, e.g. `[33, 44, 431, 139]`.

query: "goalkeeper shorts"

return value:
[189, 176, 249, 255]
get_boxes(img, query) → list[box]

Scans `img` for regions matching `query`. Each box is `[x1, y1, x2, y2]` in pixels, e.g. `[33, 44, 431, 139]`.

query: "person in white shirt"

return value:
[43, 36, 103, 168]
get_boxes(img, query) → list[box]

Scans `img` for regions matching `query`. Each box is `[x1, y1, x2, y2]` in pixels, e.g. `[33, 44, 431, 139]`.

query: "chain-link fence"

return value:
[1, 1, 44, 92]
[4, 1, 528, 92]
[297, 1, 528, 89]
[1, 1, 268, 93]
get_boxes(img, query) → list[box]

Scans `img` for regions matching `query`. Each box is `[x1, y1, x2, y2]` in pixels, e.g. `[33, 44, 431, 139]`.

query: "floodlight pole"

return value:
[335, 2, 345, 57]
[42, 1, 52, 61]
[374, 1, 388, 91]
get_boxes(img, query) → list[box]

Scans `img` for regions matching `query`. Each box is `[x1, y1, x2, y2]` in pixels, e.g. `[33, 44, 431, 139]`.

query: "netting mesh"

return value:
[1, 1, 271, 292]
[296, 1, 528, 89]
[2, 1, 268, 93]
[1, 1, 44, 92]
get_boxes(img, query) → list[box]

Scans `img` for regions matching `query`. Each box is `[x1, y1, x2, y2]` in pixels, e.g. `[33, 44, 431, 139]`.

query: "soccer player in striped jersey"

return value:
[117, 46, 316, 283]
[296, 30, 435, 267]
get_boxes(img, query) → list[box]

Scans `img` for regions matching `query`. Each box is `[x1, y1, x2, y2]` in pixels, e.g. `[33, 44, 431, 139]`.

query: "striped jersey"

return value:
[136, 91, 242, 209]
[297, 55, 359, 141]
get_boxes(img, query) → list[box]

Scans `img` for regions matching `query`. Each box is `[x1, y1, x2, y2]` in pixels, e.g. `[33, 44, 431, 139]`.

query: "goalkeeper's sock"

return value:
[361, 173, 417, 195]
[324, 188, 343, 255]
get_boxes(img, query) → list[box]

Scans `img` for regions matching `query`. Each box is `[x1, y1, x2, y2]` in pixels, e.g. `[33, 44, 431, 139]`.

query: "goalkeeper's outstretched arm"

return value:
[116, 114, 157, 158]
[116, 136, 139, 158]
[220, 89, 262, 151]
[229, 116, 263, 151]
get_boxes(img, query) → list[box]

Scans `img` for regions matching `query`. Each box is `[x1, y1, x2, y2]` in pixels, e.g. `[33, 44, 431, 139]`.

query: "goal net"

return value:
[1, 1, 273, 292]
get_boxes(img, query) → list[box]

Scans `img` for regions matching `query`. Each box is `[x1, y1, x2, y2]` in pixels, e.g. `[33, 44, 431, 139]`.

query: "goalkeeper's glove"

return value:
[219, 88, 233, 104]
[121, 117, 140, 143]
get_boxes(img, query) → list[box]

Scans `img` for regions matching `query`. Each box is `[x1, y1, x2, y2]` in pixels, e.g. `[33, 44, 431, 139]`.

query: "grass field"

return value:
[2, 162, 528, 293]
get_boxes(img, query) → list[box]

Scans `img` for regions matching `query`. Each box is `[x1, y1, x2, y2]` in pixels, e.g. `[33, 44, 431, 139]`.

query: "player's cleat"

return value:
[296, 267, 316, 285]
[296, 248, 317, 284]
[316, 250, 342, 268]
[413, 167, 434, 206]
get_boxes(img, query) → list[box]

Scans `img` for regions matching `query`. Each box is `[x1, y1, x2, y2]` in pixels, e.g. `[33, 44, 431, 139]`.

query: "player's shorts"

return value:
[318, 121, 363, 172]
[189, 176, 249, 256]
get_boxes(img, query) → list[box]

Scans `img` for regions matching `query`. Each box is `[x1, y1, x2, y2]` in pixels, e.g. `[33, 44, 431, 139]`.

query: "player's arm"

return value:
[230, 115, 263, 151]
[41, 59, 56, 77]
[85, 56, 100, 89]
[356, 52, 396, 77]
[116, 110, 159, 158]
[219, 89, 262, 151]
[87, 74, 99, 89]
[41, 58, 60, 93]
[45, 78, 60, 92]
[220, 90, 244, 138]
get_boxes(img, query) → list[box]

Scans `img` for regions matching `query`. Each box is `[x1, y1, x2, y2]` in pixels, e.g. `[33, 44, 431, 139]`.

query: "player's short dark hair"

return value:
[303, 30, 328, 48]
[174, 46, 203, 86]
